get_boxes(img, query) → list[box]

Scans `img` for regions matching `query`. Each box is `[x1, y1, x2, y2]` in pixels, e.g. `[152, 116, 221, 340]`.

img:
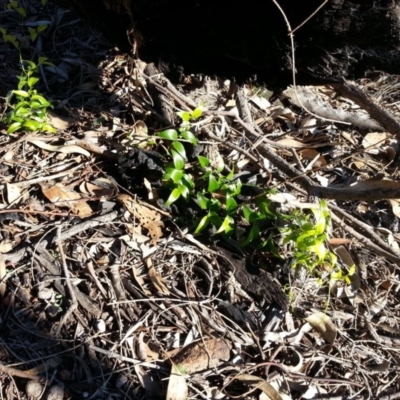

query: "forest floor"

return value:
[1, 1, 400, 399]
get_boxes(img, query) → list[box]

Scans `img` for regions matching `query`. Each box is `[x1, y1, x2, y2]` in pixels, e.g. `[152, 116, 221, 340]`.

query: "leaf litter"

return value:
[1, 1, 400, 400]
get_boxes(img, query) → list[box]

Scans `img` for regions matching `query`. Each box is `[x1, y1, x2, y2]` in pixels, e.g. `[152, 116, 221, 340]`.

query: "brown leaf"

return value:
[147, 258, 170, 295]
[117, 194, 164, 245]
[171, 338, 232, 374]
[41, 183, 92, 218]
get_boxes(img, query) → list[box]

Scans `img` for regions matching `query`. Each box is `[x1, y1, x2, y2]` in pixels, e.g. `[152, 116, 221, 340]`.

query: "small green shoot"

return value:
[2, 57, 55, 134]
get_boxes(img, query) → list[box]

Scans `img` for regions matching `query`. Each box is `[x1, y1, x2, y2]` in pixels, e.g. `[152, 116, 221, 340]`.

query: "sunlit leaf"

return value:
[6, 122, 22, 134]
[180, 130, 197, 145]
[197, 193, 209, 210]
[171, 150, 184, 170]
[12, 90, 29, 97]
[168, 169, 184, 184]
[22, 120, 41, 131]
[191, 106, 203, 120]
[197, 155, 209, 168]
[158, 129, 178, 141]
[172, 140, 187, 160]
[165, 188, 181, 206]
[178, 184, 189, 199]
[177, 111, 191, 122]
[195, 214, 210, 233]
[226, 196, 237, 213]
[208, 175, 219, 192]
[217, 215, 234, 234]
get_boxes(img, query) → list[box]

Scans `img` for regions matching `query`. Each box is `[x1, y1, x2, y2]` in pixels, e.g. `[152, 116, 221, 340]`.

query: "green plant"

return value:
[2, 57, 55, 133]
[158, 107, 202, 205]
[280, 200, 335, 271]
[157, 106, 352, 286]
[1, 0, 53, 134]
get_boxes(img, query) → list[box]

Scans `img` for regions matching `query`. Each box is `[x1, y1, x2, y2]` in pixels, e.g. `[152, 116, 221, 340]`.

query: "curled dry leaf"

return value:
[27, 138, 90, 157]
[305, 312, 337, 344]
[234, 375, 283, 400]
[41, 183, 92, 218]
[117, 194, 164, 245]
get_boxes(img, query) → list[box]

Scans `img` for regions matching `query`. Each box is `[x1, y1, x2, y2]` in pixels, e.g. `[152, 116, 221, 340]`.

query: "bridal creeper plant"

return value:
[1, 0, 55, 133]
[158, 108, 352, 286]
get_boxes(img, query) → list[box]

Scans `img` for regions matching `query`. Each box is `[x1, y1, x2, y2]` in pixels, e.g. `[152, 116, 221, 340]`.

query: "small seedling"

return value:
[2, 57, 55, 133]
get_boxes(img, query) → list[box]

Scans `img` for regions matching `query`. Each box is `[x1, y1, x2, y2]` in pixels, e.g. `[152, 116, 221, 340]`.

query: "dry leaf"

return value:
[299, 148, 327, 168]
[27, 138, 90, 157]
[41, 183, 92, 218]
[234, 375, 283, 400]
[117, 194, 164, 245]
[389, 199, 400, 219]
[305, 312, 337, 344]
[276, 137, 309, 148]
[47, 111, 75, 130]
[362, 132, 390, 154]
[0, 240, 13, 253]
[166, 364, 188, 400]
[147, 258, 170, 295]
[171, 338, 232, 374]
[6, 183, 21, 204]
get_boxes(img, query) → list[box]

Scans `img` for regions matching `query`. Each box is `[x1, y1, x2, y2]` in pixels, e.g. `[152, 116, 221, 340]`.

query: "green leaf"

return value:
[12, 90, 29, 97]
[191, 106, 203, 120]
[28, 27, 38, 41]
[208, 174, 219, 192]
[22, 120, 41, 131]
[197, 155, 209, 169]
[195, 214, 211, 233]
[28, 77, 40, 88]
[182, 173, 194, 189]
[41, 123, 56, 133]
[216, 215, 234, 234]
[180, 130, 197, 145]
[37, 24, 48, 33]
[197, 193, 209, 210]
[226, 196, 237, 213]
[158, 129, 178, 141]
[241, 224, 260, 247]
[14, 107, 30, 117]
[168, 169, 184, 184]
[172, 140, 187, 160]
[16, 7, 26, 17]
[6, 122, 22, 134]
[242, 204, 258, 223]
[178, 184, 189, 199]
[171, 150, 184, 170]
[0, 28, 6, 35]
[177, 111, 191, 122]
[165, 188, 181, 206]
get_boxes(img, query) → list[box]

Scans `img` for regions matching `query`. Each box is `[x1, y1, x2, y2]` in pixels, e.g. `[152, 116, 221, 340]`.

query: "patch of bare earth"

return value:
[1, 1, 400, 399]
